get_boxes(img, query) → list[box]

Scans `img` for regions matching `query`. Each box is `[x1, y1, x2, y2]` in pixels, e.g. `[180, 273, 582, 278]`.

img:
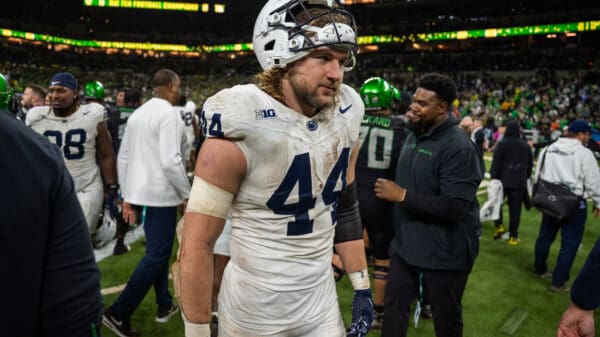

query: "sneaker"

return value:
[535, 270, 552, 279]
[420, 304, 433, 320]
[103, 308, 139, 337]
[549, 284, 570, 293]
[370, 310, 383, 329]
[113, 240, 131, 256]
[493, 225, 506, 240]
[508, 237, 520, 246]
[156, 303, 179, 323]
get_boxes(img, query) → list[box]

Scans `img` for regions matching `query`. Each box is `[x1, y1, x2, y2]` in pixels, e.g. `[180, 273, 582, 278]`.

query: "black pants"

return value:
[382, 249, 470, 337]
[494, 188, 525, 238]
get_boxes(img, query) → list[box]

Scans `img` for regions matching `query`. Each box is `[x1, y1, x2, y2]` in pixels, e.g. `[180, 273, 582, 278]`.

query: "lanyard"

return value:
[141, 206, 147, 226]
[414, 272, 424, 328]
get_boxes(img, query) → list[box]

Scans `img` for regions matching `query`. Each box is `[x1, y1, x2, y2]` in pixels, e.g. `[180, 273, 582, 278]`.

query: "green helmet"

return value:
[84, 81, 105, 100]
[391, 85, 401, 101]
[360, 77, 393, 111]
[0, 73, 13, 112]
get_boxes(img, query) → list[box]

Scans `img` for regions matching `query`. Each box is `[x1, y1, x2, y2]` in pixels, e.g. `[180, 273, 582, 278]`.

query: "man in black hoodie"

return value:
[374, 73, 484, 337]
[489, 120, 533, 244]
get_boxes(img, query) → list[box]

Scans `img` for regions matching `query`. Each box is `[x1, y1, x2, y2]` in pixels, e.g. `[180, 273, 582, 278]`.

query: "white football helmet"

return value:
[93, 206, 117, 248]
[184, 100, 196, 113]
[253, 0, 357, 71]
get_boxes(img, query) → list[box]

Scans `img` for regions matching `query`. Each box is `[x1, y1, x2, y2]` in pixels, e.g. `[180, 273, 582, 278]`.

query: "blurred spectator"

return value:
[489, 120, 533, 244]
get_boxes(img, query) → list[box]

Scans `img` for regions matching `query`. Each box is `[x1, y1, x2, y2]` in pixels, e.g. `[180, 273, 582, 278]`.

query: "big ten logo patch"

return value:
[255, 108, 276, 119]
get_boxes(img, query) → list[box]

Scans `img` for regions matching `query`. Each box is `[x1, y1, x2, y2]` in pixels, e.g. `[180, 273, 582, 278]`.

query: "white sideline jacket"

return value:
[534, 137, 600, 208]
[118, 97, 191, 207]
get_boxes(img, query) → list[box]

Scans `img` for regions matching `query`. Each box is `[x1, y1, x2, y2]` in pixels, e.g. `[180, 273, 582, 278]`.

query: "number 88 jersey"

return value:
[26, 103, 106, 191]
[202, 83, 364, 291]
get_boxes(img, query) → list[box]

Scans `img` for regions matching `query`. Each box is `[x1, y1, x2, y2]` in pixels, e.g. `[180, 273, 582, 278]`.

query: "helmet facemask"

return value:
[254, 0, 357, 71]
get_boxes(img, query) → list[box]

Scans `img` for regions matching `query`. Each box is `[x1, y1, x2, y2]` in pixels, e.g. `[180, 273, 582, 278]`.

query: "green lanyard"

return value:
[414, 272, 424, 328]
[141, 206, 147, 226]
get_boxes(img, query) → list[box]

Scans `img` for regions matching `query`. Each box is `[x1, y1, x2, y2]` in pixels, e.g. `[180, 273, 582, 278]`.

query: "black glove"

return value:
[106, 184, 119, 200]
[105, 184, 120, 218]
[346, 289, 374, 337]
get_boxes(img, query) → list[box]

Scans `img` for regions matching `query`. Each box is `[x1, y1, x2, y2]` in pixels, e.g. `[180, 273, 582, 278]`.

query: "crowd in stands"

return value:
[2, 44, 599, 143]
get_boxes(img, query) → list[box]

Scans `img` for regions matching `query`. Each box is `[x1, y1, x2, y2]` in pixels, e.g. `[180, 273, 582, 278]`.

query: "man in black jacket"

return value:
[0, 74, 103, 337]
[490, 120, 533, 244]
[374, 73, 484, 337]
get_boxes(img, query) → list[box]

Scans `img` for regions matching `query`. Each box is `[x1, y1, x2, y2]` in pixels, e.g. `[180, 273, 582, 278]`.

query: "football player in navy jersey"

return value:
[356, 77, 407, 329]
[176, 1, 373, 336]
[27, 73, 119, 241]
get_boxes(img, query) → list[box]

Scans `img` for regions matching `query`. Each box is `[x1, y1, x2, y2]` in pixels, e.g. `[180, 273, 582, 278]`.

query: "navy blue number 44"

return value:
[267, 148, 350, 236]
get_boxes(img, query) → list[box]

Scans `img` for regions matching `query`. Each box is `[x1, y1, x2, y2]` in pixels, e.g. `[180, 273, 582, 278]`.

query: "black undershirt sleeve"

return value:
[402, 190, 471, 224]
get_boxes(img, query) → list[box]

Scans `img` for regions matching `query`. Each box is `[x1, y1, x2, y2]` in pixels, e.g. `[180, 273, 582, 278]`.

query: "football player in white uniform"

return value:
[174, 96, 199, 179]
[176, 1, 373, 337]
[26, 72, 118, 237]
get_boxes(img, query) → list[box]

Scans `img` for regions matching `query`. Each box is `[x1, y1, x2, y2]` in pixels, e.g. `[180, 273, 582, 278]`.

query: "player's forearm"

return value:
[179, 245, 214, 323]
[100, 156, 118, 185]
[335, 239, 368, 273]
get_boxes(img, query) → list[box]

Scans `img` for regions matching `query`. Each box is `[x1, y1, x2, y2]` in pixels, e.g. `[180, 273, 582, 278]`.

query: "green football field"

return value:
[98, 156, 600, 337]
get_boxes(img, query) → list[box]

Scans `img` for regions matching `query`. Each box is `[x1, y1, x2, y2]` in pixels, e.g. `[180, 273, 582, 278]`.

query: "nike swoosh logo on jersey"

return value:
[339, 104, 352, 114]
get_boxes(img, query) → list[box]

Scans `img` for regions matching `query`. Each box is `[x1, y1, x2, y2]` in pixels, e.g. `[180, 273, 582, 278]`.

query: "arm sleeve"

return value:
[489, 142, 504, 179]
[159, 111, 191, 199]
[571, 237, 600, 310]
[402, 191, 471, 224]
[526, 144, 534, 178]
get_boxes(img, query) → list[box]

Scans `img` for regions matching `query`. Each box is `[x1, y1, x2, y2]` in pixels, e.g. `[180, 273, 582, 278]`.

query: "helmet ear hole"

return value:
[264, 40, 276, 52]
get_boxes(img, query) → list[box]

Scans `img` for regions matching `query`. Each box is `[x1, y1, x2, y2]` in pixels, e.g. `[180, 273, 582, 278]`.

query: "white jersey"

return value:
[26, 103, 107, 192]
[175, 101, 196, 160]
[202, 84, 364, 292]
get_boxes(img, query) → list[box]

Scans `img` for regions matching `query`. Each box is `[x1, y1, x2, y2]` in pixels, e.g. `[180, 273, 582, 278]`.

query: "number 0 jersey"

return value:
[26, 103, 107, 192]
[356, 114, 405, 183]
[202, 83, 364, 291]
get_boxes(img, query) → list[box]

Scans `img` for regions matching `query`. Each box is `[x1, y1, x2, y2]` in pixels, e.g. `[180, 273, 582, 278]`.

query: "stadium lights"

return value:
[1, 20, 599, 56]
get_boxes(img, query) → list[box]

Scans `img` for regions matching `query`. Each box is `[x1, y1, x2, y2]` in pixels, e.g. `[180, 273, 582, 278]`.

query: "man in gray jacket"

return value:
[533, 120, 600, 292]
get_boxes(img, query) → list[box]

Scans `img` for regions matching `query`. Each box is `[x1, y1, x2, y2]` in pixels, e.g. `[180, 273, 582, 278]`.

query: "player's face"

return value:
[47, 85, 76, 111]
[406, 87, 448, 133]
[21, 87, 33, 109]
[287, 47, 348, 113]
[167, 77, 181, 105]
[116, 91, 125, 106]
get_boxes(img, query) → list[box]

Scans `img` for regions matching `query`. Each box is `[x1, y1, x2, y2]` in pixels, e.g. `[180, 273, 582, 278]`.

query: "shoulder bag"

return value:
[531, 148, 581, 219]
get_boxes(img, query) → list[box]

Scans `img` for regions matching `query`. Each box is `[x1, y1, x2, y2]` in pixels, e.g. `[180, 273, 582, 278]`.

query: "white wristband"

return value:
[182, 313, 210, 337]
[348, 268, 370, 290]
